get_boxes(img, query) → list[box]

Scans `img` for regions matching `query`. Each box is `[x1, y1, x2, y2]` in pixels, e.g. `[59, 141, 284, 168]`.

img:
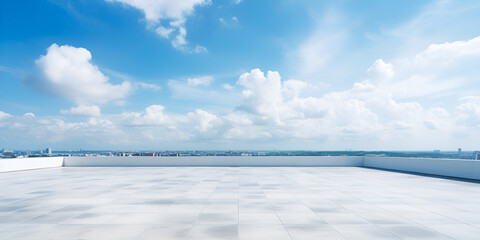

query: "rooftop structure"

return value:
[1, 156, 480, 239]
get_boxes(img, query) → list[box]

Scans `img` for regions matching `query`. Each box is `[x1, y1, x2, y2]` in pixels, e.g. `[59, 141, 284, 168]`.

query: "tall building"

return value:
[458, 148, 462, 154]
[45, 148, 52, 155]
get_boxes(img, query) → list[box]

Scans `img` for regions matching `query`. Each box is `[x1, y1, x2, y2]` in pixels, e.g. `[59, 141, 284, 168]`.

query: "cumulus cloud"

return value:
[122, 105, 172, 126]
[457, 96, 480, 127]
[187, 76, 214, 86]
[413, 36, 480, 67]
[0, 111, 12, 120]
[230, 66, 453, 144]
[122, 105, 219, 131]
[367, 59, 394, 83]
[357, 36, 480, 100]
[34, 44, 131, 105]
[106, 0, 209, 52]
[61, 105, 102, 117]
[187, 109, 219, 132]
[119, 105, 220, 142]
[236, 69, 284, 122]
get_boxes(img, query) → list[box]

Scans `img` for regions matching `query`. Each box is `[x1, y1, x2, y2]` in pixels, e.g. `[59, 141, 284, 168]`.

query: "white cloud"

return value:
[219, 16, 239, 27]
[230, 66, 455, 144]
[223, 83, 234, 90]
[135, 82, 162, 91]
[193, 45, 208, 53]
[457, 96, 480, 127]
[106, 0, 209, 52]
[121, 105, 219, 132]
[236, 69, 286, 123]
[219, 18, 226, 25]
[188, 76, 214, 86]
[122, 105, 172, 126]
[352, 36, 480, 100]
[187, 109, 219, 132]
[0, 113, 125, 148]
[155, 25, 174, 38]
[106, 0, 208, 21]
[34, 44, 132, 105]
[282, 79, 307, 100]
[61, 105, 102, 117]
[367, 59, 394, 83]
[24, 113, 35, 118]
[119, 105, 220, 142]
[385, 0, 480, 55]
[414, 35, 480, 65]
[0, 111, 12, 120]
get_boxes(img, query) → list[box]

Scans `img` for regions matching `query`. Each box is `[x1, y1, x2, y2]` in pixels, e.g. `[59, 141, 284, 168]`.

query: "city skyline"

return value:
[2, 0, 480, 150]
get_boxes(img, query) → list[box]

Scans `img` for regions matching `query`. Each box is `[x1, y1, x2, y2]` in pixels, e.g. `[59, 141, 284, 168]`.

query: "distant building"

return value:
[142, 152, 156, 156]
[2, 149, 13, 153]
[45, 148, 52, 155]
[474, 151, 480, 160]
[458, 148, 462, 154]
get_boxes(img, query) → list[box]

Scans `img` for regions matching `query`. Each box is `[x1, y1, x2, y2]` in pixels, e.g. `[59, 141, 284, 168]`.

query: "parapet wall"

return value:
[0, 157, 64, 172]
[364, 156, 480, 180]
[63, 156, 364, 167]
[2, 156, 480, 181]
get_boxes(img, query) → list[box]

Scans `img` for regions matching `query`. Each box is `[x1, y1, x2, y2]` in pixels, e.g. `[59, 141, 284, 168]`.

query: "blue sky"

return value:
[1, 0, 480, 151]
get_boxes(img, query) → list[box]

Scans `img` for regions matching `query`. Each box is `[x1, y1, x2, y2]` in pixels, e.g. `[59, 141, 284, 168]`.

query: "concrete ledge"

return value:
[0, 157, 64, 173]
[364, 157, 480, 180]
[64, 156, 364, 167]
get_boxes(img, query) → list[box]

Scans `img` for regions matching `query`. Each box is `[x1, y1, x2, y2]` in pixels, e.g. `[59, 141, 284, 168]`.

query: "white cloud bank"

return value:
[106, 0, 209, 52]
[4, 36, 480, 150]
[5, 62, 478, 149]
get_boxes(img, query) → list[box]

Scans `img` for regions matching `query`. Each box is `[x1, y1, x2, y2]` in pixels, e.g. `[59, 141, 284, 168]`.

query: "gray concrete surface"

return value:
[1, 167, 480, 239]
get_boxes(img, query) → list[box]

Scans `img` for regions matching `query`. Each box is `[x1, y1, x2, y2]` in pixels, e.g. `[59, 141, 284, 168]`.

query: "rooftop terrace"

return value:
[2, 164, 480, 239]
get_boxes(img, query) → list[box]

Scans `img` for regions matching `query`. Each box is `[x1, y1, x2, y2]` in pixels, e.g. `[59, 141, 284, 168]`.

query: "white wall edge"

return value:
[364, 156, 480, 181]
[0, 157, 64, 173]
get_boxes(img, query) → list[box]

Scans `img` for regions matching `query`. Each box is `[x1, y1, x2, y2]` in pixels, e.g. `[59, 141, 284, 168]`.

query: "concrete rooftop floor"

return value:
[1, 167, 480, 240]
